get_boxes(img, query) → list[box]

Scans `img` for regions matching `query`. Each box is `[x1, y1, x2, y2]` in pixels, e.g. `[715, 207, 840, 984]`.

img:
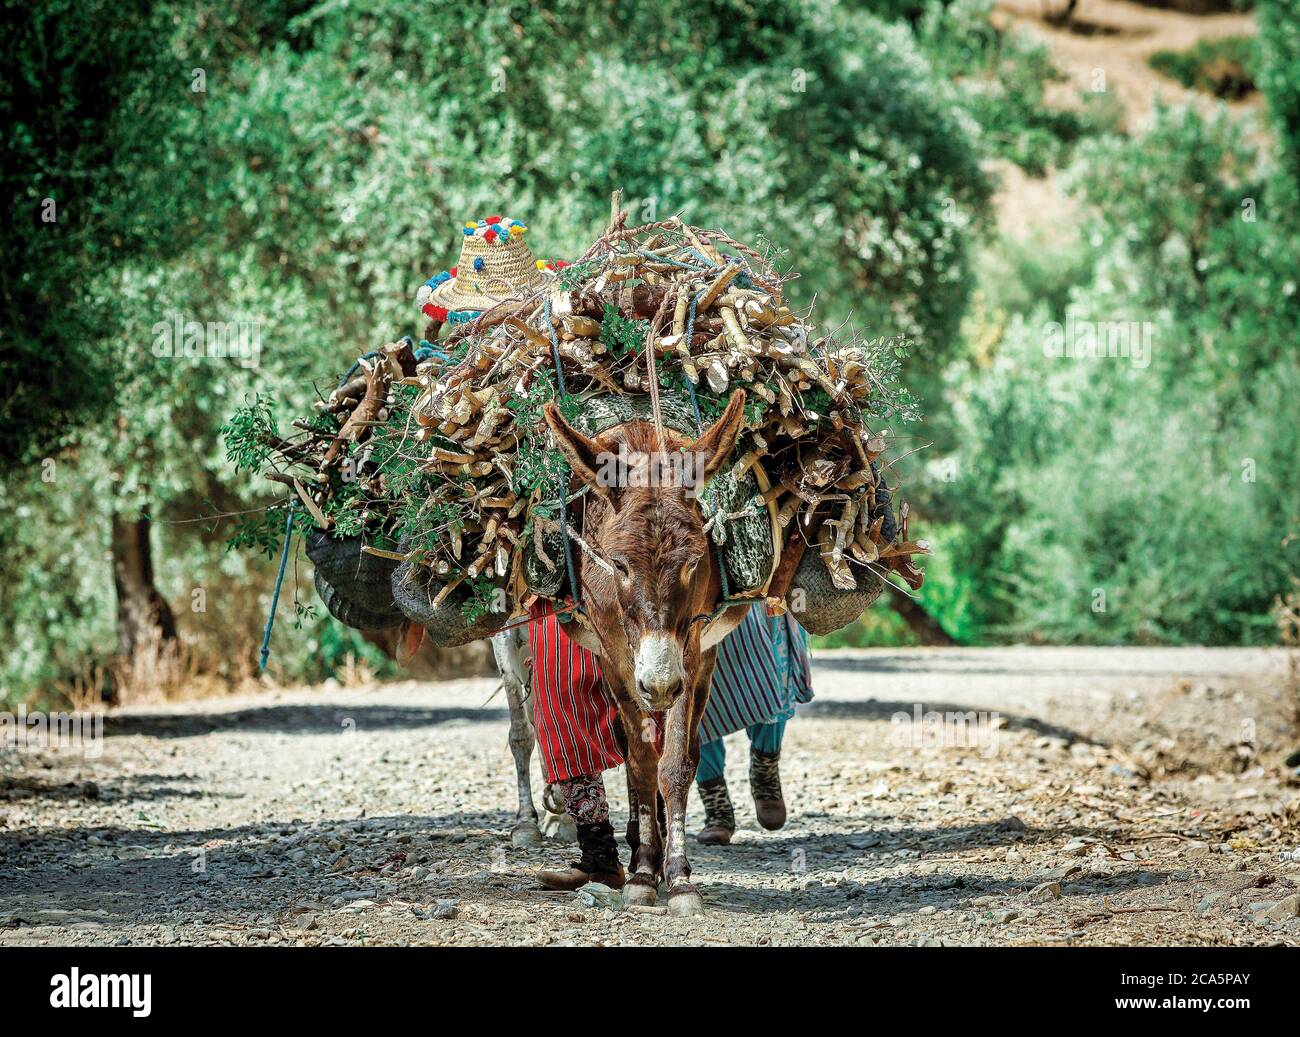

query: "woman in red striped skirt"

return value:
[528, 605, 626, 890]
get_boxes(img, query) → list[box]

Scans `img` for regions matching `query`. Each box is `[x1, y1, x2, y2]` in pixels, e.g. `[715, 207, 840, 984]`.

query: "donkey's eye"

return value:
[611, 556, 632, 582]
[681, 558, 700, 583]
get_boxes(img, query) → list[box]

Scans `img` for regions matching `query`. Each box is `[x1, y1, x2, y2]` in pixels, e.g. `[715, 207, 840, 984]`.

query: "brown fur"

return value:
[542, 389, 747, 910]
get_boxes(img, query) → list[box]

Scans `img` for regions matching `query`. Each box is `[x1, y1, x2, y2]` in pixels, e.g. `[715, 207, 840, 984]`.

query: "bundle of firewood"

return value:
[242, 337, 421, 540]
[400, 218, 927, 602]
[231, 216, 927, 628]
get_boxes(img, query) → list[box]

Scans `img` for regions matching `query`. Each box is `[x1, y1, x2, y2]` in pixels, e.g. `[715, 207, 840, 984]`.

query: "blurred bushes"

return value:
[1257, 0, 1300, 184]
[929, 101, 1300, 644]
[1150, 35, 1257, 99]
[919, 0, 1121, 174]
[2, 0, 1296, 704]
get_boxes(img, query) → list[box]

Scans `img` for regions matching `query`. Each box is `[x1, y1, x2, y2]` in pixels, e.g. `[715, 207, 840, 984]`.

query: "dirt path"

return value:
[996, 0, 1259, 129]
[3, 647, 1298, 946]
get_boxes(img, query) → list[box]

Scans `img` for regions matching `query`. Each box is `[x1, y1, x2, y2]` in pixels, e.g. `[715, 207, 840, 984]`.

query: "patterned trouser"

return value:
[554, 773, 609, 823]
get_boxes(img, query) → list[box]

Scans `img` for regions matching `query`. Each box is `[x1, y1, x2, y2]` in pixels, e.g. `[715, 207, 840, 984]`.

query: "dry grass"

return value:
[337, 651, 378, 689]
[47, 626, 267, 710]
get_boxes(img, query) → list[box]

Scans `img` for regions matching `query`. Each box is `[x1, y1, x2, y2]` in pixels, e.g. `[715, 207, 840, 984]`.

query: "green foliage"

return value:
[1257, 0, 1300, 186]
[0, 0, 174, 466]
[1150, 35, 1257, 100]
[917, 0, 1119, 175]
[599, 305, 649, 357]
[506, 369, 572, 504]
[303, 612, 398, 683]
[220, 396, 280, 472]
[976, 230, 1096, 321]
[226, 506, 299, 559]
[557, 261, 599, 291]
[460, 578, 501, 623]
[930, 104, 1300, 645]
[1067, 105, 1299, 407]
[941, 329, 1300, 643]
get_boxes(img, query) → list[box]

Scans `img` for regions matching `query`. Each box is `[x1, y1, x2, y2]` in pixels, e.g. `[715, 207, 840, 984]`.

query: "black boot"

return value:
[696, 777, 735, 845]
[538, 819, 625, 890]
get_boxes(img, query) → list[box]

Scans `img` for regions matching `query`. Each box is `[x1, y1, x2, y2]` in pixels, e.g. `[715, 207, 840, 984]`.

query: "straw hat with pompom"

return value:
[417, 216, 567, 325]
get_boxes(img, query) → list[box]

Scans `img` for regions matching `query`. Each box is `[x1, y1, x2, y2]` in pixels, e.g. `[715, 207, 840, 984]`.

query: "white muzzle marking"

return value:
[634, 634, 684, 707]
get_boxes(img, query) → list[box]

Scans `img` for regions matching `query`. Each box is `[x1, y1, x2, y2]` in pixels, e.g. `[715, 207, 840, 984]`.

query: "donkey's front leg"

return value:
[659, 698, 704, 916]
[619, 705, 664, 906]
[494, 629, 542, 847]
[662, 650, 715, 916]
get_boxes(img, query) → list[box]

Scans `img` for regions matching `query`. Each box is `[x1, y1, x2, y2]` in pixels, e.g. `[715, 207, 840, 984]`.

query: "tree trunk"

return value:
[1044, 0, 1079, 27]
[885, 584, 957, 646]
[111, 513, 177, 660]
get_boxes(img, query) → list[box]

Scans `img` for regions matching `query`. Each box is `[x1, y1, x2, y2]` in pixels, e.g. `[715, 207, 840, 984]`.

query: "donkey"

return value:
[541, 389, 750, 915]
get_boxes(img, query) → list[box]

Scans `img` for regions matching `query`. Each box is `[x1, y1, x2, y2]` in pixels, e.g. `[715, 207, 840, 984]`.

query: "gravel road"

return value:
[3, 647, 1298, 946]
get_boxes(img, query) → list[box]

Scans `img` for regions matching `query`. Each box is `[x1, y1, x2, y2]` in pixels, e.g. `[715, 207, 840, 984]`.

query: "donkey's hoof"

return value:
[622, 877, 658, 907]
[510, 819, 544, 848]
[542, 811, 577, 844]
[667, 886, 705, 917]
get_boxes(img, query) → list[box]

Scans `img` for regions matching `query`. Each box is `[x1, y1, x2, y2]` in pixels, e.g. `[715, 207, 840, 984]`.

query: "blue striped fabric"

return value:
[701, 607, 813, 743]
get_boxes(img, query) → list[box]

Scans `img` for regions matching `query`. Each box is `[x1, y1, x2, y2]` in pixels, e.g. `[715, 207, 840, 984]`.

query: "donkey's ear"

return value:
[543, 402, 612, 500]
[691, 388, 747, 486]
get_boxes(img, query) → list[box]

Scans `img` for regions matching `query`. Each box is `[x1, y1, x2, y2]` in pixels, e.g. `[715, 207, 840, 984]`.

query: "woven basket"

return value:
[787, 466, 897, 635]
[702, 464, 773, 596]
[312, 570, 403, 631]
[306, 530, 403, 630]
[786, 549, 884, 635]
[522, 525, 567, 598]
[570, 393, 699, 440]
[390, 558, 503, 647]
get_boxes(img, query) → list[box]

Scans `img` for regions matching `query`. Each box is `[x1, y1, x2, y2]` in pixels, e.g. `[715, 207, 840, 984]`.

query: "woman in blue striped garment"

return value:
[694, 606, 812, 843]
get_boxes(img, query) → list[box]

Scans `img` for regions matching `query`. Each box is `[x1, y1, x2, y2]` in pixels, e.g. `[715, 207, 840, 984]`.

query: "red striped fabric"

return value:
[528, 606, 624, 782]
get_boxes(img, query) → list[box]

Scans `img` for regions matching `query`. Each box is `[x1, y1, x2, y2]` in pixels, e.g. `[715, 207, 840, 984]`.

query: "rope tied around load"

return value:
[542, 295, 584, 621]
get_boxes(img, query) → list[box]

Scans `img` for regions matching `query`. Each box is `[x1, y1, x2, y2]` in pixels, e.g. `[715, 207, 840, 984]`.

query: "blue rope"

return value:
[636, 249, 710, 273]
[338, 350, 380, 388]
[259, 502, 299, 671]
[414, 341, 448, 364]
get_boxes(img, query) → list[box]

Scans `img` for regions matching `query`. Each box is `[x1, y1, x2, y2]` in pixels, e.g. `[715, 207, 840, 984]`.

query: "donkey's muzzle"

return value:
[634, 635, 686, 711]
[637, 679, 683, 712]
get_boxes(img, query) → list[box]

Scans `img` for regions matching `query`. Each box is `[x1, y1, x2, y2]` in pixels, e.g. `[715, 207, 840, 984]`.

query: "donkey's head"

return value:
[543, 389, 746, 712]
